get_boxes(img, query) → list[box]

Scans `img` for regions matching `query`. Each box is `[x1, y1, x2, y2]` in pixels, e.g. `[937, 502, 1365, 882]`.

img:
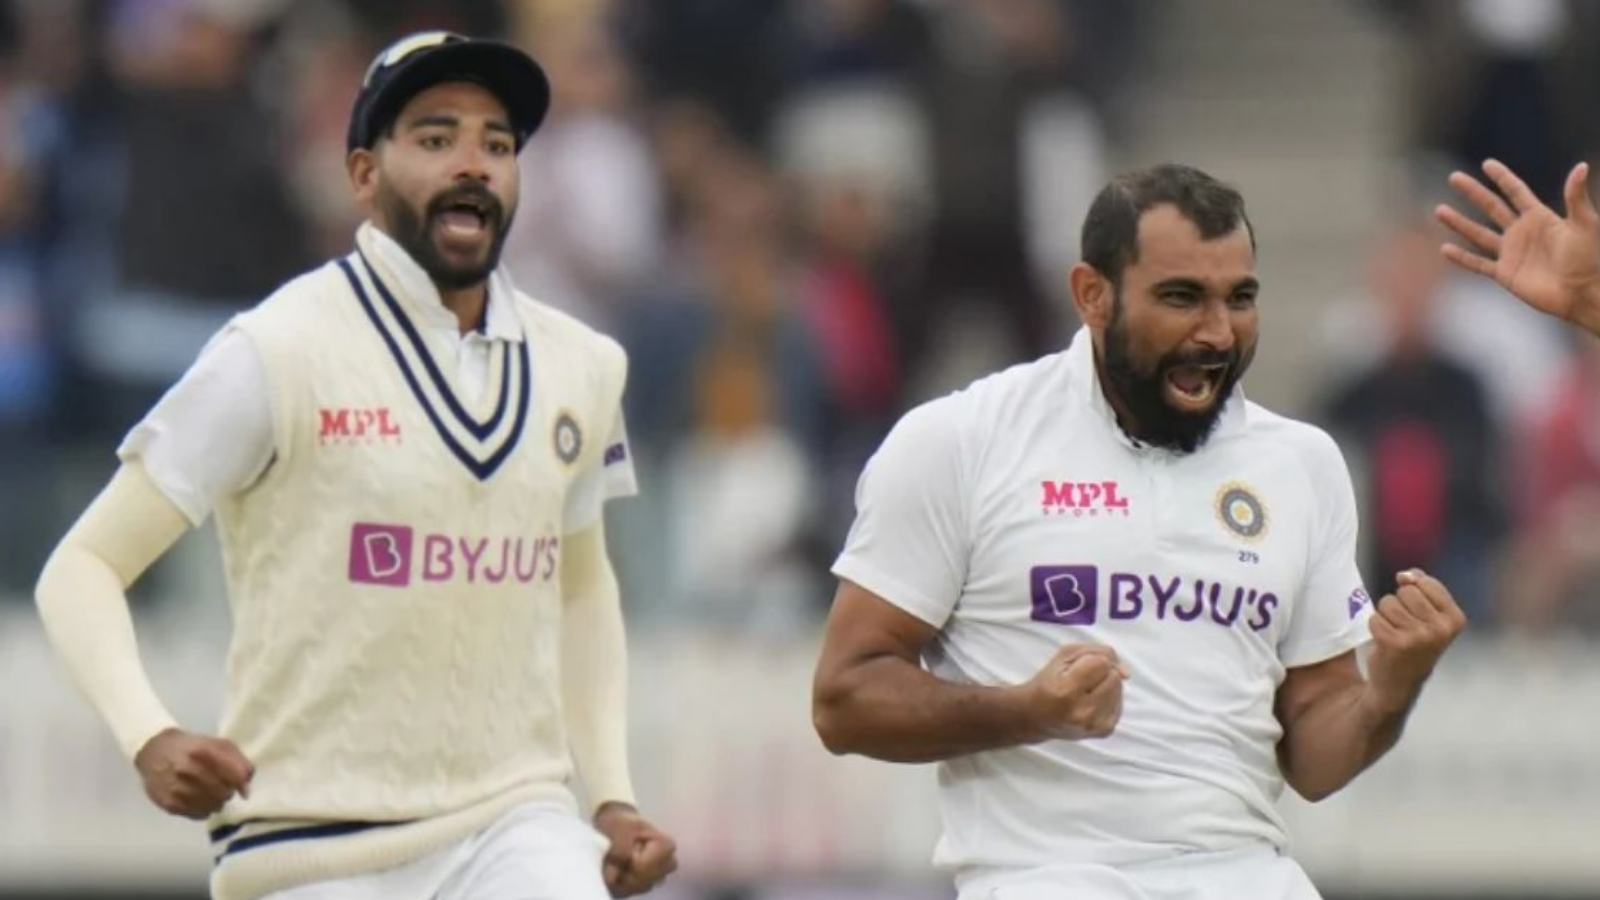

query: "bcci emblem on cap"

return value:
[1216, 482, 1268, 541]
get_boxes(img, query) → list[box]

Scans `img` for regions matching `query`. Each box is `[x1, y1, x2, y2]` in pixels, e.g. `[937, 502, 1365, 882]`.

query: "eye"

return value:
[1160, 290, 1199, 307]
[1228, 291, 1258, 309]
[419, 133, 450, 151]
[486, 138, 514, 157]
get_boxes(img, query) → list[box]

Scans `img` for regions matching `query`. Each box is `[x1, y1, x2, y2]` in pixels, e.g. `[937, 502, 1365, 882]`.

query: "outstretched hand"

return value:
[1436, 159, 1600, 335]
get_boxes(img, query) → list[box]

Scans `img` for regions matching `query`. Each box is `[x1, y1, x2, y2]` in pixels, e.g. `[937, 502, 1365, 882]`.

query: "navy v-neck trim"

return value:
[337, 257, 531, 481]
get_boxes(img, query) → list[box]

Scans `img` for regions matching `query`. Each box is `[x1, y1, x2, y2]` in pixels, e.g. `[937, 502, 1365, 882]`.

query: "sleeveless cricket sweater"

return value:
[205, 232, 628, 900]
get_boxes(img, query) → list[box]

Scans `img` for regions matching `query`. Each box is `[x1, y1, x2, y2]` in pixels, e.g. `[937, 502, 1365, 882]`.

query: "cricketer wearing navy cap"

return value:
[342, 30, 546, 300]
[33, 23, 676, 900]
[347, 30, 551, 153]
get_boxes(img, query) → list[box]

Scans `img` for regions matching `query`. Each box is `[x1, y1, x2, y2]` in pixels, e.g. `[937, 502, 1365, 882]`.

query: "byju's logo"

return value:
[1040, 481, 1131, 517]
[1027, 566, 1281, 632]
[350, 523, 413, 586]
[1031, 565, 1099, 625]
[347, 522, 559, 587]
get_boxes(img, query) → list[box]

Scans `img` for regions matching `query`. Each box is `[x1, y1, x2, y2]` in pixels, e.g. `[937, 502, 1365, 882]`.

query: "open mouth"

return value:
[1163, 363, 1228, 409]
[436, 196, 492, 238]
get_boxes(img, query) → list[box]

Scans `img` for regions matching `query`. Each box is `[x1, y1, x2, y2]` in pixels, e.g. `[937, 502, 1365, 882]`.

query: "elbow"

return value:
[813, 709, 848, 756]
[1283, 768, 1346, 804]
[1291, 781, 1338, 804]
[33, 543, 71, 613]
[811, 682, 858, 757]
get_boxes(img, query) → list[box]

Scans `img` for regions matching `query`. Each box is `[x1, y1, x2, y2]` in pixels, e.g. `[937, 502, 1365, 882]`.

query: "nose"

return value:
[452, 144, 492, 184]
[1193, 299, 1235, 351]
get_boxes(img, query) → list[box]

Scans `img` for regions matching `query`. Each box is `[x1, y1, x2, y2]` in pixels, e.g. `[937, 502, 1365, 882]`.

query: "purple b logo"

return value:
[1031, 565, 1099, 625]
[350, 523, 413, 587]
[1347, 587, 1372, 619]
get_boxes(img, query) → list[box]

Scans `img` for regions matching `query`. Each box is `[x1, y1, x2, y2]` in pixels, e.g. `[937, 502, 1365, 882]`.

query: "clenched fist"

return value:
[134, 728, 255, 820]
[1366, 569, 1468, 713]
[594, 802, 677, 897]
[1022, 643, 1129, 741]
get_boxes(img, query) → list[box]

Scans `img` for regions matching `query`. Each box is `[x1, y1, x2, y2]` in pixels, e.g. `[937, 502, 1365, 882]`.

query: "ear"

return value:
[1069, 262, 1114, 330]
[347, 148, 378, 205]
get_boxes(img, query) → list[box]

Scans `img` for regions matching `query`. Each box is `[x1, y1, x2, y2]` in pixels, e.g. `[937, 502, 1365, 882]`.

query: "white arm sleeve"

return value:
[560, 519, 635, 813]
[117, 326, 275, 524]
[1280, 432, 1376, 668]
[34, 464, 192, 759]
[830, 399, 971, 628]
[562, 410, 638, 535]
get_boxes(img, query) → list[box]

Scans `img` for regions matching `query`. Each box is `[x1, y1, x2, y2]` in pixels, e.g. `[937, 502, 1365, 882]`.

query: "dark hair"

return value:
[1080, 164, 1254, 284]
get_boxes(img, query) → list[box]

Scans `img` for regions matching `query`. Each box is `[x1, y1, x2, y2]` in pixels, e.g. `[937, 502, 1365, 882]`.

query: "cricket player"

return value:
[812, 164, 1468, 899]
[34, 31, 676, 900]
[1437, 158, 1600, 338]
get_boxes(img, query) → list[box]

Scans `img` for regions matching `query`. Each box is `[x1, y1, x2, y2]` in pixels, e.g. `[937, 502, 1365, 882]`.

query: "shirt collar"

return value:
[1065, 326, 1249, 453]
[356, 221, 523, 342]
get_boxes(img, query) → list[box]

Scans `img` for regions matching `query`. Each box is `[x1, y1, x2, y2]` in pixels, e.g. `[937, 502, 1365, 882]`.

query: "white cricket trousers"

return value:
[960, 846, 1324, 900]
[260, 802, 611, 900]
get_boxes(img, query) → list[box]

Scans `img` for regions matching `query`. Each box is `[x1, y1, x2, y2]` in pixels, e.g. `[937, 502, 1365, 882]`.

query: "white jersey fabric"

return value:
[833, 328, 1374, 890]
[118, 226, 635, 533]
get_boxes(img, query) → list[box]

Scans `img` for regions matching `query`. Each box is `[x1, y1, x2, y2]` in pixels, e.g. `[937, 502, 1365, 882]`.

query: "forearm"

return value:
[34, 465, 189, 759]
[559, 522, 635, 813]
[814, 657, 1038, 763]
[1278, 680, 1414, 802]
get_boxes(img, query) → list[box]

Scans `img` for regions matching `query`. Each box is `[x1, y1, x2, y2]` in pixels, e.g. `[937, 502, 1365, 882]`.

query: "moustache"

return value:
[1158, 346, 1237, 372]
[426, 184, 504, 227]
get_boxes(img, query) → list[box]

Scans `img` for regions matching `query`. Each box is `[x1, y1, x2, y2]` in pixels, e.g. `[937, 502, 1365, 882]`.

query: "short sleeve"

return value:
[116, 327, 275, 526]
[563, 408, 638, 534]
[831, 399, 970, 628]
[1279, 432, 1375, 668]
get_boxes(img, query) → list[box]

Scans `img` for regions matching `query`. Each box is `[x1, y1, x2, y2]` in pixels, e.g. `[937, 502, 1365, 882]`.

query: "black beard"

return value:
[377, 181, 513, 290]
[1099, 299, 1253, 454]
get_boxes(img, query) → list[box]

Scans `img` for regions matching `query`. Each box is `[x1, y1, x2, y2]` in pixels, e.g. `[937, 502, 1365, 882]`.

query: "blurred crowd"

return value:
[0, 0, 1596, 640]
[1329, 0, 1600, 634]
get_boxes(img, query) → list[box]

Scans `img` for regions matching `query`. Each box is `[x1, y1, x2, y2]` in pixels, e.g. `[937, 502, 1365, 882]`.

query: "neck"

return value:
[439, 282, 489, 335]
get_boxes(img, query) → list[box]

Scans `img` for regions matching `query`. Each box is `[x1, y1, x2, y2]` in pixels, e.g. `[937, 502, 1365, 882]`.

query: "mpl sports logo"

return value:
[319, 408, 401, 444]
[1030, 564, 1279, 632]
[1040, 480, 1131, 517]
[349, 523, 559, 587]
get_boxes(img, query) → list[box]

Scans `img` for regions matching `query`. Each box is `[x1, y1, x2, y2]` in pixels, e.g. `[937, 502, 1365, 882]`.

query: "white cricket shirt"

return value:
[833, 328, 1374, 884]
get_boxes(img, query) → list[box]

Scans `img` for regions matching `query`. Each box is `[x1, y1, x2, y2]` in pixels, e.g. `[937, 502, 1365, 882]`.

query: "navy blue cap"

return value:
[347, 31, 550, 153]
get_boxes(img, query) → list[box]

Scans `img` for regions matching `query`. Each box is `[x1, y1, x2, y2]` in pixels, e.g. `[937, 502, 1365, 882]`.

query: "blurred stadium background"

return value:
[1, 0, 1598, 897]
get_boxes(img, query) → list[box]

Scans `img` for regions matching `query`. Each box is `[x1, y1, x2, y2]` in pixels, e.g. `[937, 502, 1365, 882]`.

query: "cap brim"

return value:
[359, 40, 551, 150]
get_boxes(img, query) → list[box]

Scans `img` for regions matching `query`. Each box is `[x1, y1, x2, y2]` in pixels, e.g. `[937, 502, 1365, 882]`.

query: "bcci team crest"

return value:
[1216, 482, 1268, 541]
[553, 411, 583, 465]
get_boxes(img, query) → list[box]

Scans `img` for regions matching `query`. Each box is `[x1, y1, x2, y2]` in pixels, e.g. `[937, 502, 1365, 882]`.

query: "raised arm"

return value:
[1274, 570, 1465, 801]
[1436, 158, 1600, 337]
